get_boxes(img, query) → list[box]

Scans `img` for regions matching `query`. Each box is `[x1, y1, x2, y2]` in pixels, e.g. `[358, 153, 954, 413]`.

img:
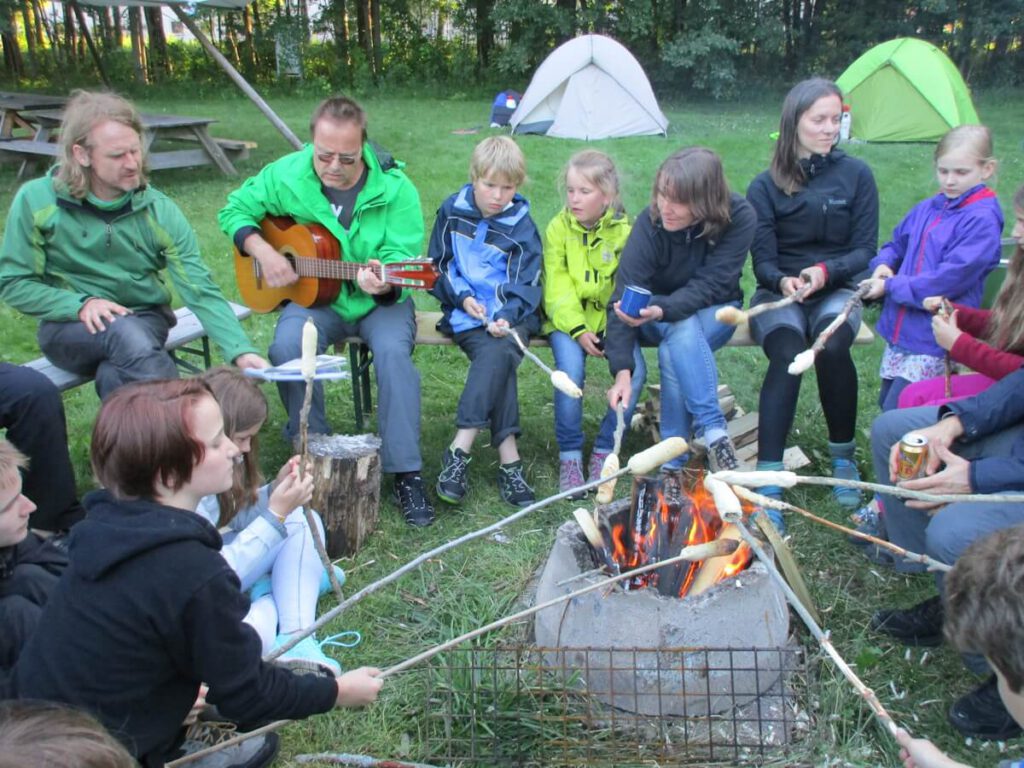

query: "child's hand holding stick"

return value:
[507, 328, 583, 399]
[299, 318, 345, 603]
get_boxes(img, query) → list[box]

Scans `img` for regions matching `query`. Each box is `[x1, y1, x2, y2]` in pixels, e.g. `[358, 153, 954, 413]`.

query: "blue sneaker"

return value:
[752, 485, 785, 535]
[832, 458, 863, 509]
[272, 634, 341, 677]
[318, 565, 346, 596]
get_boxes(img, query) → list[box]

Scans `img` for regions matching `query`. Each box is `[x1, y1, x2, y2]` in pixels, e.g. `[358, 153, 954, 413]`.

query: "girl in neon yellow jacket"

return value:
[542, 150, 636, 496]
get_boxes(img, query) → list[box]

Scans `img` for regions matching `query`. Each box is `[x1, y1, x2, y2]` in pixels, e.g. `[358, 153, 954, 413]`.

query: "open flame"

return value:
[606, 473, 752, 598]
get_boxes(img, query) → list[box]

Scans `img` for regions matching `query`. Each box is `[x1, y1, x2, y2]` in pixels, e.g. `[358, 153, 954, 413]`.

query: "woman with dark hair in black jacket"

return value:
[745, 78, 879, 529]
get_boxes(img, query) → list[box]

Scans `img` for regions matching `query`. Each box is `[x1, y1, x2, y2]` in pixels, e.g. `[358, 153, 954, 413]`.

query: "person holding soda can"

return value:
[867, 366, 1024, 741]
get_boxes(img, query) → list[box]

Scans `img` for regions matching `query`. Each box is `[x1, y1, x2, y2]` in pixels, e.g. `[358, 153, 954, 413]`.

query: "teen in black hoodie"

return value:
[745, 78, 879, 526]
[14, 379, 382, 767]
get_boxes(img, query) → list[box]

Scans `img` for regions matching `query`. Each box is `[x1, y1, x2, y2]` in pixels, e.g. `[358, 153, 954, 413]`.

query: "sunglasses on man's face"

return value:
[315, 149, 360, 166]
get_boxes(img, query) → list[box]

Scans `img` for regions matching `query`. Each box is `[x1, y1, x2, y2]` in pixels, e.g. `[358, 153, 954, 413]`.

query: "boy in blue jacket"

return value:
[429, 137, 542, 509]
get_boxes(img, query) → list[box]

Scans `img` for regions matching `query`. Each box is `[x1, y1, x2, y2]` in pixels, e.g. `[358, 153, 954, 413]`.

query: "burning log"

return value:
[686, 523, 747, 597]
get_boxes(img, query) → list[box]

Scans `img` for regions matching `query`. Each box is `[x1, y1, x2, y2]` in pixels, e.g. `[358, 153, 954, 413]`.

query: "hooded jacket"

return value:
[13, 491, 337, 767]
[604, 195, 756, 375]
[219, 142, 423, 324]
[870, 185, 1003, 357]
[542, 206, 632, 338]
[428, 183, 542, 335]
[944, 366, 1024, 493]
[0, 170, 257, 364]
[746, 149, 879, 292]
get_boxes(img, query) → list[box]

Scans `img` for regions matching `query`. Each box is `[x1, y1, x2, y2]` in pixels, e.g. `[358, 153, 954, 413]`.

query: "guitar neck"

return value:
[291, 257, 373, 282]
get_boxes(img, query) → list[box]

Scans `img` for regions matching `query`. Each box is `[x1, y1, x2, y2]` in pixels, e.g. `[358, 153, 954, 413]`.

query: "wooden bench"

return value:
[340, 309, 876, 431]
[24, 302, 253, 392]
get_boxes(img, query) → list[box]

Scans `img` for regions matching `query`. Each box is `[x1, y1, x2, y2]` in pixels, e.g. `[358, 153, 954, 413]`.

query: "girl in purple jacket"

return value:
[863, 125, 1003, 411]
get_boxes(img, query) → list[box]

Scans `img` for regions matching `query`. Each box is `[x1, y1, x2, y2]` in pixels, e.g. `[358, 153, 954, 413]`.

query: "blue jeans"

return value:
[269, 300, 422, 474]
[638, 302, 738, 469]
[549, 331, 646, 458]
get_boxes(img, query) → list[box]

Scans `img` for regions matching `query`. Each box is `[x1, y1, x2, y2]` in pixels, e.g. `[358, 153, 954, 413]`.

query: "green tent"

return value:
[836, 37, 979, 142]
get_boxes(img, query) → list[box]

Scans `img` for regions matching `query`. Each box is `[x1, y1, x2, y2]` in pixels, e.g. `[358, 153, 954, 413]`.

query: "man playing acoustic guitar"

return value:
[219, 95, 435, 526]
[0, 90, 268, 400]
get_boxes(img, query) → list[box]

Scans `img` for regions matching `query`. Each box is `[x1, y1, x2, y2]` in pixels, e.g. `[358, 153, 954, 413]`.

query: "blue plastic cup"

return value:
[619, 285, 652, 318]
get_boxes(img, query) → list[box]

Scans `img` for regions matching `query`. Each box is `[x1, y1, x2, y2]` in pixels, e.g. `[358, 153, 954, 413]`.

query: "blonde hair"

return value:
[199, 367, 268, 527]
[935, 124, 995, 168]
[984, 185, 1024, 356]
[57, 90, 146, 199]
[650, 147, 732, 239]
[0, 700, 135, 768]
[563, 149, 624, 218]
[0, 440, 28, 487]
[470, 136, 526, 187]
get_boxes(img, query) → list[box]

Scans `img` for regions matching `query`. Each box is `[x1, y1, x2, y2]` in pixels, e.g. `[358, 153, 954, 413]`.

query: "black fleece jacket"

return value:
[605, 193, 756, 374]
[13, 490, 337, 767]
[746, 149, 879, 292]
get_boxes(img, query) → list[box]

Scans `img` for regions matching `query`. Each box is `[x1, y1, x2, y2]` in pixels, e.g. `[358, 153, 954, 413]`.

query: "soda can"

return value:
[896, 433, 929, 480]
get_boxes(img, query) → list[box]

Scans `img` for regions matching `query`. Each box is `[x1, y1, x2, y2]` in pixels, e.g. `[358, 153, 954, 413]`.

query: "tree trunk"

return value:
[306, 434, 382, 558]
[129, 6, 148, 84]
[144, 5, 171, 78]
[370, 0, 382, 76]
[250, 2, 263, 71]
[20, 1, 38, 76]
[356, 0, 372, 69]
[112, 6, 122, 48]
[242, 4, 258, 74]
[473, 0, 494, 71]
[332, 0, 349, 73]
[63, 3, 78, 65]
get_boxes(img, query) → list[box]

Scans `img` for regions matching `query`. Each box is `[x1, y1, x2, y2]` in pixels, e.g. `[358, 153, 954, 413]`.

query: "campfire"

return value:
[583, 474, 753, 598]
[533, 471, 790, 719]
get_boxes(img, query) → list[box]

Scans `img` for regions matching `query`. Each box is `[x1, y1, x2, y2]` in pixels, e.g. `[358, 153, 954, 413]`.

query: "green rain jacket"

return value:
[542, 206, 632, 338]
[0, 170, 257, 364]
[218, 143, 423, 324]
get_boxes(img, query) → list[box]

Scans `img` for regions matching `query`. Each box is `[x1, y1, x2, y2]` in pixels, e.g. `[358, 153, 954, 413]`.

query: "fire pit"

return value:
[534, 475, 790, 717]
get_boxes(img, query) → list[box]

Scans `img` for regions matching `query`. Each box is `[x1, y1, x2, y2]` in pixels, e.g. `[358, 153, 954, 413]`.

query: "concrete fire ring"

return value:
[534, 520, 791, 717]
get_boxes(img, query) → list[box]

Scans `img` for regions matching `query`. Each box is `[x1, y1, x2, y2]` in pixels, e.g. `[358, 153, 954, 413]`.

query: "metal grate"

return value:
[421, 644, 812, 767]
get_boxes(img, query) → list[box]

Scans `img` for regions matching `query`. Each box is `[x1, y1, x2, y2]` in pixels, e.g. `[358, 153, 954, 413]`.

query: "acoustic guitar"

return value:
[234, 215, 438, 313]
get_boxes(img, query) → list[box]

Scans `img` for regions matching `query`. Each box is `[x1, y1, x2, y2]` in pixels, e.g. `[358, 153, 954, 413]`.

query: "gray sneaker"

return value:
[708, 436, 740, 472]
[176, 722, 279, 768]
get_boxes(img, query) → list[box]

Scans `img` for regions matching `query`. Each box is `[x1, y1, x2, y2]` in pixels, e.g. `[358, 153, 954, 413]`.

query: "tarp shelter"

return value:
[510, 34, 668, 140]
[836, 37, 979, 143]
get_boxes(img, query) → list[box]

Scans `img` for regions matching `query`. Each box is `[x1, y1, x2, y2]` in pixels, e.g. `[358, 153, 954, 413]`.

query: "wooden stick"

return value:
[729, 514, 901, 740]
[710, 469, 1024, 506]
[507, 328, 582, 398]
[169, 537, 738, 766]
[788, 283, 872, 375]
[940, 298, 954, 398]
[296, 754, 444, 767]
[716, 284, 810, 325]
[378, 538, 739, 679]
[730, 485, 951, 573]
[267, 463, 631, 662]
[299, 320, 345, 604]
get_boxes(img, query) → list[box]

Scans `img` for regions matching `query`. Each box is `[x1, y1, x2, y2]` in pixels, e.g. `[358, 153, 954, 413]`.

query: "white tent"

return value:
[510, 34, 668, 140]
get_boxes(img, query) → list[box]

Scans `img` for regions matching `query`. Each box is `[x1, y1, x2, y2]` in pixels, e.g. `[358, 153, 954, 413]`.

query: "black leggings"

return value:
[757, 324, 858, 462]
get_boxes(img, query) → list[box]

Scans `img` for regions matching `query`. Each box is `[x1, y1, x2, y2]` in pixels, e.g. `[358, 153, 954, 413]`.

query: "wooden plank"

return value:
[726, 411, 760, 448]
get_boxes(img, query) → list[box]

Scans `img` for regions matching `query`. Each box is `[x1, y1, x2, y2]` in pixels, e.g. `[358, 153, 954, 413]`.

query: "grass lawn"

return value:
[1, 89, 1022, 766]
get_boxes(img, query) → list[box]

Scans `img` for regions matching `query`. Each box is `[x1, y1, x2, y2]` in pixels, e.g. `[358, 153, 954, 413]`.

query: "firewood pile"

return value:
[631, 384, 811, 471]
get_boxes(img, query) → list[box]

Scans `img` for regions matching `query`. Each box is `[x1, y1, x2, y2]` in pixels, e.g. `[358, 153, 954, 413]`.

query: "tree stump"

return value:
[307, 433, 382, 558]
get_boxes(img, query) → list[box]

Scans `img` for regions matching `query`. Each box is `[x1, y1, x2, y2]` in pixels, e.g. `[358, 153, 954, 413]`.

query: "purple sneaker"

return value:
[559, 458, 587, 499]
[588, 451, 610, 483]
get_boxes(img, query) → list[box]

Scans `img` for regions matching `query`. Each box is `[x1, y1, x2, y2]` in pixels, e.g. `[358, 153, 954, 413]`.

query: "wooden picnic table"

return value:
[0, 108, 253, 179]
[0, 92, 67, 139]
[25, 109, 245, 176]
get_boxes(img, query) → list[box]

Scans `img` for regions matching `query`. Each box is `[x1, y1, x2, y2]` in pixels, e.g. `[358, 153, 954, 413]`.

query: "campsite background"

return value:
[2, 3, 1024, 767]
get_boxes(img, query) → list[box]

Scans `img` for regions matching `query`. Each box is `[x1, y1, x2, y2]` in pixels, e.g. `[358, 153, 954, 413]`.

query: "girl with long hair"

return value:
[542, 149, 639, 495]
